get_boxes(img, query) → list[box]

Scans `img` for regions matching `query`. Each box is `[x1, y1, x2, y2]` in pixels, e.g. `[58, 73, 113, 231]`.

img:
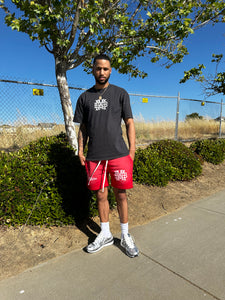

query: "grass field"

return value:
[0, 124, 65, 150]
[134, 119, 225, 145]
[0, 119, 224, 151]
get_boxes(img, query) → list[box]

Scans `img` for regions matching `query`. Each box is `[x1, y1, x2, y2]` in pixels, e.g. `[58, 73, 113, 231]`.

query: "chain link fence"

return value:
[129, 92, 225, 146]
[0, 78, 224, 151]
[0, 78, 83, 150]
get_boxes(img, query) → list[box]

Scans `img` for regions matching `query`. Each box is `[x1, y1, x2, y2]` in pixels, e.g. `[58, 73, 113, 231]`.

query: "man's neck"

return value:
[95, 82, 110, 90]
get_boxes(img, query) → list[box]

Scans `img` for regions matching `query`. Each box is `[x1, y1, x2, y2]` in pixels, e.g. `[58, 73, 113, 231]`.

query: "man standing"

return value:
[74, 54, 139, 258]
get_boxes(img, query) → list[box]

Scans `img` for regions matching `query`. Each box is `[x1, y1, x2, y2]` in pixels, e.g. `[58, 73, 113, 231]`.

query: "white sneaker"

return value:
[120, 233, 139, 257]
[86, 231, 114, 253]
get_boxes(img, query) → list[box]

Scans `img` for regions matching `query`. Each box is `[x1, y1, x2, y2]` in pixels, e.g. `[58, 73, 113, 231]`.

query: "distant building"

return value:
[214, 117, 225, 122]
[0, 125, 16, 133]
[38, 123, 56, 129]
[22, 124, 37, 132]
[0, 123, 57, 133]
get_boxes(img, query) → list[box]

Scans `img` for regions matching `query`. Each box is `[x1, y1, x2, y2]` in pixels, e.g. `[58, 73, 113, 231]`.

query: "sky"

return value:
[0, 4, 224, 124]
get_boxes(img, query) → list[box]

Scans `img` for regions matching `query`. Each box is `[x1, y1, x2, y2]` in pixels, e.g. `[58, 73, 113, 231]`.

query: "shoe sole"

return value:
[86, 239, 114, 254]
[126, 251, 139, 258]
[120, 243, 139, 258]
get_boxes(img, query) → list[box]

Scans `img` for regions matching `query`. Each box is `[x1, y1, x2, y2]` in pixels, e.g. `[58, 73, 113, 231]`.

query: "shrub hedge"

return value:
[0, 133, 115, 226]
[1, 136, 225, 226]
[190, 138, 225, 165]
[133, 148, 176, 187]
[133, 140, 202, 187]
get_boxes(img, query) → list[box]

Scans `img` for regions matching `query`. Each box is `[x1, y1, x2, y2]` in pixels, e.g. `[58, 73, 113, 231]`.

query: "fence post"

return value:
[219, 98, 223, 138]
[175, 92, 180, 140]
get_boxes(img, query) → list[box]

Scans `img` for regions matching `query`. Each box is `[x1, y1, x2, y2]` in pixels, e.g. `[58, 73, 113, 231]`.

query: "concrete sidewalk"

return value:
[0, 189, 225, 300]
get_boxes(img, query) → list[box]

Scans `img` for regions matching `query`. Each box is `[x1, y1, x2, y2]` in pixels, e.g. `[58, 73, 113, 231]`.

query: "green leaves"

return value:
[185, 113, 203, 121]
[133, 148, 175, 187]
[180, 53, 225, 96]
[180, 64, 206, 83]
[1, 134, 225, 226]
[1, 0, 225, 78]
[0, 134, 115, 226]
[133, 140, 202, 186]
[190, 139, 225, 165]
[134, 138, 225, 188]
[212, 53, 223, 63]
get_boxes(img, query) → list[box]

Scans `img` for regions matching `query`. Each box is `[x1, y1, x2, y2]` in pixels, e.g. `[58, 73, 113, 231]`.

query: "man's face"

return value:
[93, 59, 112, 86]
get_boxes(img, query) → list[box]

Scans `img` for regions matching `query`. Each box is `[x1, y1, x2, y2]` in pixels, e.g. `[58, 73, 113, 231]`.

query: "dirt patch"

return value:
[1, 161, 225, 280]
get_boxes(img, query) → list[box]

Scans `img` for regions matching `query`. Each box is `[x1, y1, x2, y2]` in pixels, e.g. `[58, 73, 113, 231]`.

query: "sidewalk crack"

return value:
[141, 252, 222, 300]
[192, 206, 225, 216]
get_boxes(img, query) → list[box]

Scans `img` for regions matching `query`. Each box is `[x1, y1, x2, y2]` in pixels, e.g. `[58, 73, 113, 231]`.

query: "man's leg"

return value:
[114, 188, 129, 237]
[96, 188, 112, 237]
[109, 156, 133, 223]
[96, 188, 110, 222]
[114, 187, 139, 258]
[86, 187, 113, 253]
[113, 188, 128, 224]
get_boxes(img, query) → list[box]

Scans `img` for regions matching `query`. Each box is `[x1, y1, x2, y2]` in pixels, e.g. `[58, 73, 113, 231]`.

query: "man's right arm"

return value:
[78, 123, 87, 166]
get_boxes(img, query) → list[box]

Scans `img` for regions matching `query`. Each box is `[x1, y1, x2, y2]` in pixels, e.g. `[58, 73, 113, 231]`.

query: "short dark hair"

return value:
[93, 54, 111, 65]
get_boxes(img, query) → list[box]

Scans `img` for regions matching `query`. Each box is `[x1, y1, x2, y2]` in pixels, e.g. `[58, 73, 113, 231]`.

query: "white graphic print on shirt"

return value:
[114, 170, 128, 182]
[94, 98, 108, 111]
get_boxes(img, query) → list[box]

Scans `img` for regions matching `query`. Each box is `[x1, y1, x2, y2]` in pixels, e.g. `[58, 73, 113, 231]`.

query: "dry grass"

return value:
[132, 119, 225, 145]
[0, 124, 66, 150]
[0, 119, 224, 151]
[134, 121, 176, 144]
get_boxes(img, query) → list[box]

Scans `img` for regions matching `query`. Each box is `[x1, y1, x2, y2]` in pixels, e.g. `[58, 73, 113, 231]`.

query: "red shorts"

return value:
[85, 155, 133, 191]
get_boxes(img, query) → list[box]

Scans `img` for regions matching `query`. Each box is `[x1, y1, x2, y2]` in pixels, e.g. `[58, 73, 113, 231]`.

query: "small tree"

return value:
[185, 112, 203, 121]
[1, 0, 225, 151]
[180, 54, 225, 97]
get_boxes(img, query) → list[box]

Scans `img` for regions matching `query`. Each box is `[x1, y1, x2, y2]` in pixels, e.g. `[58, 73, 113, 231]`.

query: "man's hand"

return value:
[78, 152, 86, 166]
[129, 149, 135, 161]
[124, 118, 136, 161]
[78, 123, 87, 166]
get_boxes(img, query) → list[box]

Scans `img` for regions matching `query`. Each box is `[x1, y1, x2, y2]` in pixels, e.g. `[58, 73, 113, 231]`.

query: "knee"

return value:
[115, 189, 127, 203]
[96, 189, 108, 202]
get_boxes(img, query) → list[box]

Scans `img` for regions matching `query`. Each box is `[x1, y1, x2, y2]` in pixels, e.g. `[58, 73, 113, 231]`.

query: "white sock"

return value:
[100, 222, 111, 237]
[121, 222, 128, 237]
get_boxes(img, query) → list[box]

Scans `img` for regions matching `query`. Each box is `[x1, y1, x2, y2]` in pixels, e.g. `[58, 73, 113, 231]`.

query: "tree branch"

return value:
[44, 43, 54, 54]
[130, 2, 142, 21]
[104, 0, 120, 15]
[68, 30, 92, 64]
[66, 0, 82, 52]
[68, 52, 91, 70]
[192, 8, 225, 31]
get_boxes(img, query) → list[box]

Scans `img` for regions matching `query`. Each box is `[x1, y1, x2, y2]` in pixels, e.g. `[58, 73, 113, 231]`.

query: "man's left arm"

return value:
[124, 118, 136, 161]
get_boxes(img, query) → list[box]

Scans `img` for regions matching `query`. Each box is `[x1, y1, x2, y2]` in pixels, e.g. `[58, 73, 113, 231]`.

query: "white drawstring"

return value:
[88, 160, 101, 186]
[88, 160, 108, 192]
[102, 160, 108, 192]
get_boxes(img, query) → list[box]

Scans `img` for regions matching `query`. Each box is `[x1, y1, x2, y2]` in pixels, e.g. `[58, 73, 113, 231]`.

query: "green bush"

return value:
[190, 138, 225, 165]
[0, 133, 115, 226]
[149, 140, 203, 181]
[4, 135, 223, 227]
[133, 148, 176, 186]
[133, 140, 202, 186]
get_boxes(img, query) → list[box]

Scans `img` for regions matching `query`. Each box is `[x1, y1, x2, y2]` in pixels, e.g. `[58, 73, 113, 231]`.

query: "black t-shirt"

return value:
[74, 84, 133, 161]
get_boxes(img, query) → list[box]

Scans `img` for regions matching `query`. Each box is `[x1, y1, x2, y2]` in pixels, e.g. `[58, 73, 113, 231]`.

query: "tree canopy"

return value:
[1, 0, 225, 78]
[180, 53, 225, 97]
[185, 112, 203, 121]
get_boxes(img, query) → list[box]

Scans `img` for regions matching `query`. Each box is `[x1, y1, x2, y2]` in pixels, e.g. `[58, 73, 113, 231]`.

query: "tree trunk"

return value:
[55, 59, 78, 154]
